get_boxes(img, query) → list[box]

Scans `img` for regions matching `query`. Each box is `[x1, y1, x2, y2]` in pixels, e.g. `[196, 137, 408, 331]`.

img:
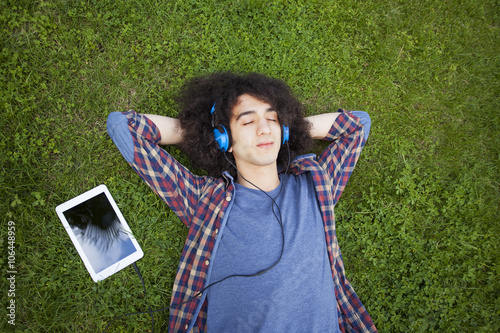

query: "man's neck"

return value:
[235, 164, 280, 192]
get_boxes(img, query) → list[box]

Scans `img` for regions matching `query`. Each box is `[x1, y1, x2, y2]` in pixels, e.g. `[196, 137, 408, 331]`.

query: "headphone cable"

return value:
[103, 143, 292, 331]
[102, 262, 153, 333]
[168, 141, 292, 308]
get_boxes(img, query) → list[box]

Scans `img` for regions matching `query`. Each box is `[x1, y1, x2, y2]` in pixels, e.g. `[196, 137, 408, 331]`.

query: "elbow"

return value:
[351, 111, 371, 141]
[106, 112, 135, 163]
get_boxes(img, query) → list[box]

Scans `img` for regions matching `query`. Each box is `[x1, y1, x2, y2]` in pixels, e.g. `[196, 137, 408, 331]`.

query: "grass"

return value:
[1, 0, 499, 331]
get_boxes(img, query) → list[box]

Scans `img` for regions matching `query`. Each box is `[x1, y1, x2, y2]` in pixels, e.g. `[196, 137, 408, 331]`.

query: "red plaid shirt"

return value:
[109, 109, 377, 332]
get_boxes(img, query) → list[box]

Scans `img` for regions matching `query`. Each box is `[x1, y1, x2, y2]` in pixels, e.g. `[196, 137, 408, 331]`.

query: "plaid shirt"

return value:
[108, 109, 377, 332]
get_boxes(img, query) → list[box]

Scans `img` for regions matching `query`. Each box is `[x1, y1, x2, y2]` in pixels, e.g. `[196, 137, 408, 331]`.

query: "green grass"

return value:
[1, 0, 498, 331]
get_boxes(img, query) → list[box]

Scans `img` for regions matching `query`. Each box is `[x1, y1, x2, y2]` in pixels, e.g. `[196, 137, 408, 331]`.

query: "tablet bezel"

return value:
[55, 184, 144, 282]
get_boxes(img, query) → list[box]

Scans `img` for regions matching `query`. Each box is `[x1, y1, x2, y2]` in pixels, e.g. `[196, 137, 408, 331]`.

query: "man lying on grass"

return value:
[107, 72, 377, 332]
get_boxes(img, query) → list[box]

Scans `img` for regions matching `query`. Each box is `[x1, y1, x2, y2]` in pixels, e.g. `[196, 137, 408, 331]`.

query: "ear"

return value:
[228, 146, 233, 153]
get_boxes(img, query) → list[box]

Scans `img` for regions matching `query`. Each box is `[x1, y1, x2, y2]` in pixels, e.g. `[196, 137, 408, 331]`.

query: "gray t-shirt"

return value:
[206, 173, 340, 332]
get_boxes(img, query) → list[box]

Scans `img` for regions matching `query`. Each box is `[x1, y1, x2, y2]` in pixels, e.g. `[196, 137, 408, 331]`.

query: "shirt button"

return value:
[225, 196, 231, 202]
[205, 260, 210, 266]
[185, 324, 189, 330]
[215, 228, 219, 234]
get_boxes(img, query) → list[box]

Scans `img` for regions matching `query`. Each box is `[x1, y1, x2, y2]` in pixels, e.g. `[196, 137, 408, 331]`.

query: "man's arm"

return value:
[143, 114, 183, 146]
[305, 113, 342, 139]
[311, 110, 371, 205]
[107, 111, 205, 227]
[306, 111, 371, 140]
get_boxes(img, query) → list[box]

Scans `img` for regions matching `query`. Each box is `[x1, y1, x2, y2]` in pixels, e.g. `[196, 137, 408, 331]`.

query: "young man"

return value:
[107, 72, 377, 332]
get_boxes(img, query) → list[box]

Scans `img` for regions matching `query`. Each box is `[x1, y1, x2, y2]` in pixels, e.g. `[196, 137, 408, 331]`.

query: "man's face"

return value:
[228, 94, 282, 172]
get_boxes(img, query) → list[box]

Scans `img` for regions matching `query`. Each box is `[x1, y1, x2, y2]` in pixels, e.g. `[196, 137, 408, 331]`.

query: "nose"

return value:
[257, 117, 272, 136]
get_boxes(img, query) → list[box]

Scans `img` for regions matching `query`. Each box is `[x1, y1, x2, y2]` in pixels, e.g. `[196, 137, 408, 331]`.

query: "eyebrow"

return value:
[235, 108, 277, 121]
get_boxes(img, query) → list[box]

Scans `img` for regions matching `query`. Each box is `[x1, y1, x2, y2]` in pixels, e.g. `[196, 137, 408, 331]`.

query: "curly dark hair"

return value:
[177, 72, 313, 178]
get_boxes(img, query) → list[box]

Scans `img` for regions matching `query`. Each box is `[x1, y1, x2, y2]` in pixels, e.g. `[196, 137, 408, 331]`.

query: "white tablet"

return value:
[56, 184, 144, 282]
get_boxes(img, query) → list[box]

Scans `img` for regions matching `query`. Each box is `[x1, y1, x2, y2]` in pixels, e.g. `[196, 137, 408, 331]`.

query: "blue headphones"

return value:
[210, 101, 289, 152]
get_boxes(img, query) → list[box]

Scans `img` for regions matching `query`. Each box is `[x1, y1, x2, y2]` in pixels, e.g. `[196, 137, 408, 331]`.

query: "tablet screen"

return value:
[56, 185, 143, 282]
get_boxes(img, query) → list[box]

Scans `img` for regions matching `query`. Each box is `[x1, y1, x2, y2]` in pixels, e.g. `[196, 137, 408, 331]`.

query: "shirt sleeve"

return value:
[107, 111, 207, 227]
[318, 110, 370, 205]
[351, 111, 371, 141]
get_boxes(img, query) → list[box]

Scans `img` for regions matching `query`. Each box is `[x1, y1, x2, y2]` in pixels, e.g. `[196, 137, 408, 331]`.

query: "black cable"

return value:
[133, 263, 154, 331]
[103, 143, 292, 330]
[102, 263, 154, 333]
[168, 141, 292, 308]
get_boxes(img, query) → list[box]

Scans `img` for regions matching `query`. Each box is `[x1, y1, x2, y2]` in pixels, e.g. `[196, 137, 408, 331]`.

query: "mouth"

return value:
[257, 141, 274, 149]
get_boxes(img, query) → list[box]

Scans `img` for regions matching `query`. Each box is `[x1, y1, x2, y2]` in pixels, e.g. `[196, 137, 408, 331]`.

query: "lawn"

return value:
[1, 0, 498, 332]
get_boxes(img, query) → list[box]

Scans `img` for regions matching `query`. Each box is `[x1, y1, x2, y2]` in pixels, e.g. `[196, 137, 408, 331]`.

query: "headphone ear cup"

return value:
[282, 125, 289, 145]
[213, 125, 229, 152]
